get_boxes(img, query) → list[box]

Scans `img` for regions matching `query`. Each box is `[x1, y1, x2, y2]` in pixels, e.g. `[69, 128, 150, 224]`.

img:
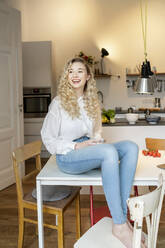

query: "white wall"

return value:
[6, 0, 165, 109]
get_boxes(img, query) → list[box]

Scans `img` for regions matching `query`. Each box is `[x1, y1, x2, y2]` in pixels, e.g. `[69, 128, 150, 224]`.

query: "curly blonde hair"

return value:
[57, 57, 102, 135]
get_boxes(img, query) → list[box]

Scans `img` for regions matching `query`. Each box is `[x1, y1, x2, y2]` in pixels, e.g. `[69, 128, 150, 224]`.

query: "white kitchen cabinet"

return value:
[24, 118, 50, 158]
[102, 125, 165, 149]
[24, 120, 43, 135]
[22, 41, 52, 87]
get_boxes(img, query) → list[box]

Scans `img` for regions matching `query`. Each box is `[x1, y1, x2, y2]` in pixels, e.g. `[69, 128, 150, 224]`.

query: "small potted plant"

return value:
[107, 109, 116, 123]
[77, 51, 99, 73]
[101, 109, 116, 123]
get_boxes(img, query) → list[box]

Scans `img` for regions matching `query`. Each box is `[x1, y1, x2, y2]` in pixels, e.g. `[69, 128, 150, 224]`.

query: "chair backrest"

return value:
[127, 174, 164, 248]
[12, 140, 42, 206]
[145, 138, 165, 151]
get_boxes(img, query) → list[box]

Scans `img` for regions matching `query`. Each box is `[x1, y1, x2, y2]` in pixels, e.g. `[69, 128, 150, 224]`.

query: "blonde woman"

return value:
[41, 57, 140, 248]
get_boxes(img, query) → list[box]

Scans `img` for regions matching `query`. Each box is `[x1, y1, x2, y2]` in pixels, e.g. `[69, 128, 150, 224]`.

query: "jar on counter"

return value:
[128, 107, 134, 113]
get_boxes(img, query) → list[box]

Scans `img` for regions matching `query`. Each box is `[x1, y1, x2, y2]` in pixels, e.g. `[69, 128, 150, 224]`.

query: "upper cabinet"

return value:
[22, 41, 52, 87]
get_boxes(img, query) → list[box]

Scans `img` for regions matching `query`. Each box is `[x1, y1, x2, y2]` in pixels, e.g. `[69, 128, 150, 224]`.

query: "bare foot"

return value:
[127, 220, 146, 245]
[112, 222, 147, 248]
[112, 222, 133, 248]
[141, 242, 147, 248]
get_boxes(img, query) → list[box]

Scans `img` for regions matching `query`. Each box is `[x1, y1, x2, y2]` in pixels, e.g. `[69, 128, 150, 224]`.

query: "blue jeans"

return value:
[56, 137, 139, 224]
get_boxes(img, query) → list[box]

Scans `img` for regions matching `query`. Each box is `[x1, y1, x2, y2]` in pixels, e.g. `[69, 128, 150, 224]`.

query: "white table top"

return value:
[37, 150, 165, 186]
[36, 150, 165, 248]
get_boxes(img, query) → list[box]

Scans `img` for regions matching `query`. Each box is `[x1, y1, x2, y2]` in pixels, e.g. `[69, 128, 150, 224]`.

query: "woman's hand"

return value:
[74, 139, 99, 150]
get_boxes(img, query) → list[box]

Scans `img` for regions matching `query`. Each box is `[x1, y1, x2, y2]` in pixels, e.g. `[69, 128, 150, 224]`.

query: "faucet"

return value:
[97, 91, 103, 103]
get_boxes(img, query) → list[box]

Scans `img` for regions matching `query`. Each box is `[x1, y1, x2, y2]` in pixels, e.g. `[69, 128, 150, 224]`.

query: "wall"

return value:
[6, 0, 165, 110]
[4, 0, 22, 10]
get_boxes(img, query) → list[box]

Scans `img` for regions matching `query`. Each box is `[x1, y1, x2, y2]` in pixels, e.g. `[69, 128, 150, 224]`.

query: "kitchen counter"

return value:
[102, 121, 165, 150]
[115, 109, 165, 114]
[103, 118, 165, 126]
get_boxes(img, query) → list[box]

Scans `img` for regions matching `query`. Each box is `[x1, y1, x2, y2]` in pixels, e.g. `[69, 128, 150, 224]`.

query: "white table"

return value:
[36, 150, 165, 248]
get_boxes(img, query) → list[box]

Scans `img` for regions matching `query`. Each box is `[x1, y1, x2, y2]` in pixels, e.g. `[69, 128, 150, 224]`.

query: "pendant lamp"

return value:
[134, 0, 155, 94]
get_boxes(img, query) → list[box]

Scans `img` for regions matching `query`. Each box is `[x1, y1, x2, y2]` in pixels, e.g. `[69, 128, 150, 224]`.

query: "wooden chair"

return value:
[12, 140, 81, 248]
[145, 137, 165, 151]
[135, 138, 165, 196]
[74, 173, 165, 248]
[145, 137, 165, 191]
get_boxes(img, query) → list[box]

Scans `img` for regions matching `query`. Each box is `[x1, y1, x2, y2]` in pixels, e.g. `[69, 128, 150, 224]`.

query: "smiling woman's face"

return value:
[68, 62, 90, 94]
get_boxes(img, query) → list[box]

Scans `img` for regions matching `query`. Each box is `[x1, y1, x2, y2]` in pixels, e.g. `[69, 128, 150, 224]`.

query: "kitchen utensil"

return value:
[154, 98, 161, 108]
[97, 91, 103, 103]
[157, 80, 162, 92]
[163, 80, 165, 91]
[152, 66, 158, 89]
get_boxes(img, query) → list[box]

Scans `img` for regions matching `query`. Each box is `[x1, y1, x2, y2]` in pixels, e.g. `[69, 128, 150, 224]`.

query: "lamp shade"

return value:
[134, 60, 155, 94]
[101, 48, 109, 58]
[134, 77, 154, 94]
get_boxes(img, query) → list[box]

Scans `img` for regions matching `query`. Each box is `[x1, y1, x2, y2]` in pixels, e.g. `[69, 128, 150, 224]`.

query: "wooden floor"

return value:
[0, 159, 165, 247]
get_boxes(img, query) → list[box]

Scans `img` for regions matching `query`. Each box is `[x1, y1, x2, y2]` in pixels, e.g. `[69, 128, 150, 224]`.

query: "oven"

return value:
[23, 87, 51, 117]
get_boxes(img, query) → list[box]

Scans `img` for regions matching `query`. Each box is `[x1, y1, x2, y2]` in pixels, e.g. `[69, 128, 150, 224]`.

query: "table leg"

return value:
[37, 180, 44, 248]
[90, 186, 94, 226]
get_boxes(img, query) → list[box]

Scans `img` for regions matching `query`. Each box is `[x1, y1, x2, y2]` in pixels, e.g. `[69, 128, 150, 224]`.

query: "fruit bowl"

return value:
[125, 113, 139, 124]
[145, 115, 161, 124]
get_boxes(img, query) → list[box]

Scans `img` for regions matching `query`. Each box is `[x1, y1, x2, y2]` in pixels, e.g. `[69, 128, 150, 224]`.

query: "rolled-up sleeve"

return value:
[41, 102, 76, 155]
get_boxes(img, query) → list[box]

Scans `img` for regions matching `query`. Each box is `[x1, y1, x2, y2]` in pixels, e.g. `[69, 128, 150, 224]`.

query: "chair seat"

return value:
[13, 141, 81, 248]
[74, 217, 126, 248]
[23, 186, 81, 210]
[32, 185, 72, 201]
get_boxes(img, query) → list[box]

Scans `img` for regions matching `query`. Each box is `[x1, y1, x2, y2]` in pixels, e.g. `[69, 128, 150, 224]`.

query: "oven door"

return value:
[24, 94, 51, 114]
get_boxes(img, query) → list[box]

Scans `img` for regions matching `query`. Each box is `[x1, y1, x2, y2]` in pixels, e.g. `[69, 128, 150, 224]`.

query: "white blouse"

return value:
[41, 96, 102, 155]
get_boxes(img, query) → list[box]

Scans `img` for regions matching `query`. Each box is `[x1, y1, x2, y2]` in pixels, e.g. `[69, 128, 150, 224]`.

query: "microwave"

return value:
[23, 87, 51, 117]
